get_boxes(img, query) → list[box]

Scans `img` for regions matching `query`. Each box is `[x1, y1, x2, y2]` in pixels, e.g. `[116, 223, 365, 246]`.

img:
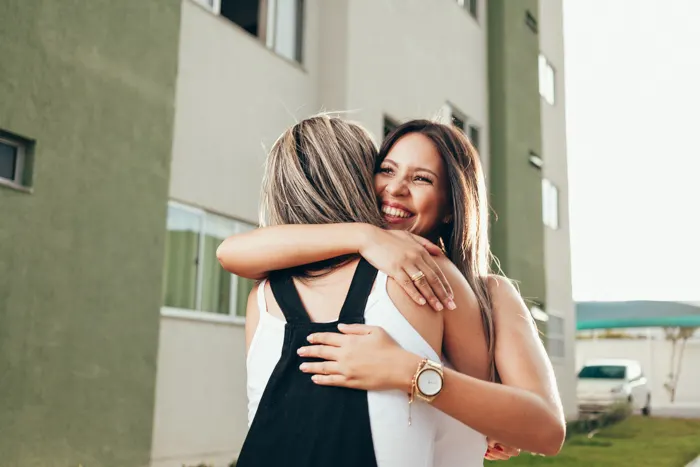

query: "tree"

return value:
[663, 326, 699, 402]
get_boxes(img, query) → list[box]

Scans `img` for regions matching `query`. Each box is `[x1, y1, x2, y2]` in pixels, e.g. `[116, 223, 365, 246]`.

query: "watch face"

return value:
[417, 368, 443, 397]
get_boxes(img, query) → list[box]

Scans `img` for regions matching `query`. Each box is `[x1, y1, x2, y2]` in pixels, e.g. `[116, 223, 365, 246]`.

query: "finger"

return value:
[417, 256, 454, 309]
[406, 267, 443, 311]
[497, 445, 521, 457]
[299, 361, 341, 375]
[297, 344, 341, 361]
[311, 374, 352, 387]
[395, 270, 429, 306]
[337, 323, 374, 335]
[410, 233, 443, 256]
[484, 450, 508, 461]
[486, 446, 513, 460]
[305, 332, 345, 346]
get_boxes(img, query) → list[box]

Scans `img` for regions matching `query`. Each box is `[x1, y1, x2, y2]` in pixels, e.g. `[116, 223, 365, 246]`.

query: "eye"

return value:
[378, 166, 394, 175]
[414, 175, 434, 184]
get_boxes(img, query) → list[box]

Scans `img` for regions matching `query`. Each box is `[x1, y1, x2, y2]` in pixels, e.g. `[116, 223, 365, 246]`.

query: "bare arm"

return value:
[217, 223, 453, 311]
[435, 256, 492, 381]
[217, 224, 366, 280]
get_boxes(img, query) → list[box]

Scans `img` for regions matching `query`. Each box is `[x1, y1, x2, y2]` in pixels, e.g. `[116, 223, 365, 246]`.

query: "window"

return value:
[200, 0, 304, 63]
[547, 314, 566, 358]
[579, 365, 626, 380]
[383, 116, 400, 138]
[161, 202, 256, 319]
[456, 0, 478, 20]
[542, 178, 559, 230]
[468, 124, 480, 153]
[447, 104, 481, 154]
[0, 131, 33, 190]
[450, 107, 466, 132]
[525, 10, 539, 33]
[539, 54, 555, 105]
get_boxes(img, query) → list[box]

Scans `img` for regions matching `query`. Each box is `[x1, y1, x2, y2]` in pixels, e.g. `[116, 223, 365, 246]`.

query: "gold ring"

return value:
[410, 271, 425, 283]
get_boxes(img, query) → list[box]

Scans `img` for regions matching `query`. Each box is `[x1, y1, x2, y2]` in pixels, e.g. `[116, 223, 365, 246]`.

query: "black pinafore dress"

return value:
[236, 259, 379, 467]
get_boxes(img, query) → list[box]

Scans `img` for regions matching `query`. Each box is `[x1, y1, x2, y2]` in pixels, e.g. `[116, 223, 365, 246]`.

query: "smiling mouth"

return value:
[381, 204, 414, 220]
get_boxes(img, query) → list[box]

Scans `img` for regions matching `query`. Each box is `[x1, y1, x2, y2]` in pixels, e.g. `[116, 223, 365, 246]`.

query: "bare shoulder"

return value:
[432, 254, 479, 308]
[487, 274, 536, 329]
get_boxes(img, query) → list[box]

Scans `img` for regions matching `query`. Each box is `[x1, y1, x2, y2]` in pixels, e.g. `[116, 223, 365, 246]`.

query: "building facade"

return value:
[0, 1, 575, 466]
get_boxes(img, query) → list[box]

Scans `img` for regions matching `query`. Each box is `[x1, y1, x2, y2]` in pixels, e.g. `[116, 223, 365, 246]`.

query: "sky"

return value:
[563, 0, 700, 302]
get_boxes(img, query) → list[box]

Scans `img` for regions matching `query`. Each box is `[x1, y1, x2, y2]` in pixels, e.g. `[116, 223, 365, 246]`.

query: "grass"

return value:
[499, 416, 700, 467]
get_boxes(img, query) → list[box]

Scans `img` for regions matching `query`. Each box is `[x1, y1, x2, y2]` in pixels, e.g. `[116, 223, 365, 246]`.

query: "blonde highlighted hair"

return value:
[261, 113, 384, 234]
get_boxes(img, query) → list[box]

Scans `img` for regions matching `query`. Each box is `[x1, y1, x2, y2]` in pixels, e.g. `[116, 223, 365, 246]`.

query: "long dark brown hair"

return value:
[378, 119, 496, 380]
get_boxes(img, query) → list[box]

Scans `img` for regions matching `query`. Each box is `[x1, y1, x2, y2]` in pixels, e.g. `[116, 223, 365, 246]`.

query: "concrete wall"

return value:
[168, 0, 321, 224]
[487, 0, 546, 304]
[0, 1, 181, 466]
[577, 339, 700, 406]
[539, 0, 577, 419]
[344, 0, 489, 166]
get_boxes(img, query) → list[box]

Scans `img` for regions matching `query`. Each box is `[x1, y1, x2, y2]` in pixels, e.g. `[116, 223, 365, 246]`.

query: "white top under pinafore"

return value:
[246, 271, 488, 467]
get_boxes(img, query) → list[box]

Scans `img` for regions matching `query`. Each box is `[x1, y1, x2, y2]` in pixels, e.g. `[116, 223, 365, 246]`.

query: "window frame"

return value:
[193, 0, 305, 64]
[160, 200, 256, 325]
[538, 53, 556, 105]
[445, 103, 482, 153]
[456, 0, 478, 21]
[546, 310, 566, 361]
[383, 115, 400, 138]
[542, 178, 560, 230]
[0, 135, 27, 190]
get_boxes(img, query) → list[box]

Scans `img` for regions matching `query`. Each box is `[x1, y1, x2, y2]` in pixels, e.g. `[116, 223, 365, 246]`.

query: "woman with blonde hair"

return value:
[224, 115, 565, 467]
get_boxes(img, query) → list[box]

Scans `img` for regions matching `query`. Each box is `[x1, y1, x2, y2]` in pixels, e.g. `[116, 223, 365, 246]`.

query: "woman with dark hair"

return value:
[219, 118, 565, 463]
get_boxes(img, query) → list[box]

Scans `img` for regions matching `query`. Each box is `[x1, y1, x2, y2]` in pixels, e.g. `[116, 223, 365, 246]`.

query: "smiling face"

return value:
[374, 132, 451, 241]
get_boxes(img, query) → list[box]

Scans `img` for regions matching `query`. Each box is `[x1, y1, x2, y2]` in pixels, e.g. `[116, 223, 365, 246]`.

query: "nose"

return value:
[385, 177, 409, 197]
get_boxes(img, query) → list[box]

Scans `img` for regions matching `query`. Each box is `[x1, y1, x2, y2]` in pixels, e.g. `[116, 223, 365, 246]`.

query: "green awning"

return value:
[576, 301, 700, 330]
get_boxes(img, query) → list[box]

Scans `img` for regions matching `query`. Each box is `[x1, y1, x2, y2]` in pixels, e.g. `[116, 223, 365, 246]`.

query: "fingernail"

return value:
[307, 335, 314, 343]
[434, 302, 444, 311]
[418, 298, 426, 305]
[297, 347, 305, 355]
[447, 300, 456, 310]
[338, 323, 347, 329]
[311, 375, 320, 383]
[299, 363, 308, 371]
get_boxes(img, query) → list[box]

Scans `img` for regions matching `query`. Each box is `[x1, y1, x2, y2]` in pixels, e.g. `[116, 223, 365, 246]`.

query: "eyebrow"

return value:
[383, 158, 440, 179]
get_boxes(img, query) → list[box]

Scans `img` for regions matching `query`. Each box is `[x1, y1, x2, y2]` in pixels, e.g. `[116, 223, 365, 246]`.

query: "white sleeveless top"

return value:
[246, 271, 488, 467]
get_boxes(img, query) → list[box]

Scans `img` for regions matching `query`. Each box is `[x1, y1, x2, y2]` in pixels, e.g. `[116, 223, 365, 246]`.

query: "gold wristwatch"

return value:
[411, 358, 444, 403]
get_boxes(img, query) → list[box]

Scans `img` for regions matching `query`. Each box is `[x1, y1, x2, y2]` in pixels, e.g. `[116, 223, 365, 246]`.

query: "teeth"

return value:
[382, 205, 411, 218]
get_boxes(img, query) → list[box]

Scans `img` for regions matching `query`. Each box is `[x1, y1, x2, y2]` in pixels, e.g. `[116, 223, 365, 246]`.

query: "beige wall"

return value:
[151, 317, 247, 467]
[344, 0, 490, 173]
[153, 1, 324, 465]
[539, 0, 577, 419]
[168, 0, 322, 224]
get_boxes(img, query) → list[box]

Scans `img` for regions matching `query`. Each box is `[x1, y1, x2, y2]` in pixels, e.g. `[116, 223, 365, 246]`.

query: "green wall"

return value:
[487, 0, 546, 305]
[0, 1, 180, 466]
